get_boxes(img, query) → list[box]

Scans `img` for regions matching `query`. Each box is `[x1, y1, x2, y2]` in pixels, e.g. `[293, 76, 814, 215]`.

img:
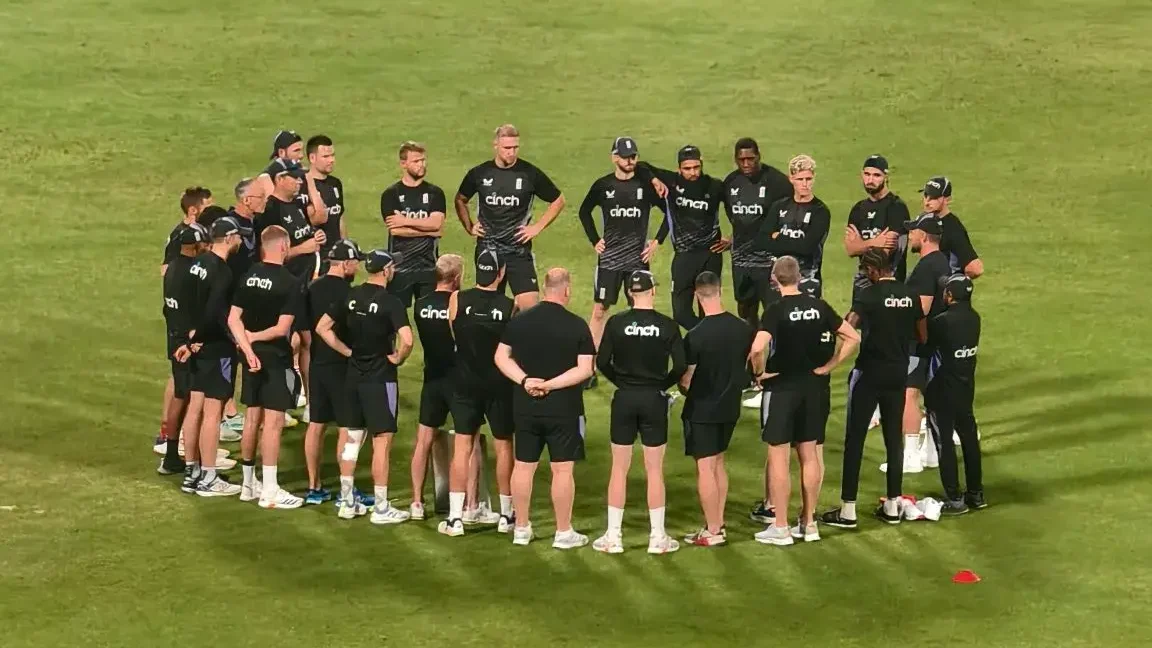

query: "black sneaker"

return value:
[964, 491, 988, 510]
[874, 504, 902, 525]
[157, 457, 186, 476]
[820, 509, 858, 529]
[583, 374, 599, 390]
[942, 499, 970, 516]
[750, 501, 775, 524]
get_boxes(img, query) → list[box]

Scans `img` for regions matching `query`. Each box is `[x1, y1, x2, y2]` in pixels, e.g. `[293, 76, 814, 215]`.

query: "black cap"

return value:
[903, 213, 944, 236]
[942, 274, 974, 302]
[677, 145, 702, 164]
[270, 130, 302, 158]
[628, 270, 657, 293]
[364, 249, 397, 273]
[327, 239, 364, 261]
[863, 155, 889, 173]
[269, 158, 307, 182]
[210, 215, 252, 239]
[475, 248, 505, 286]
[179, 223, 207, 245]
[920, 176, 952, 199]
[611, 136, 638, 157]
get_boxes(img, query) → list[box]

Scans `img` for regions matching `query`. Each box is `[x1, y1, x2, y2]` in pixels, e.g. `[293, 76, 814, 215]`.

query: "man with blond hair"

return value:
[381, 141, 448, 308]
[455, 125, 566, 311]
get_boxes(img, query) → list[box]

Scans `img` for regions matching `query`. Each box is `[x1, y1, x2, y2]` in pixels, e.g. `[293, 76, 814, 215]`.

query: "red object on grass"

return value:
[953, 570, 981, 584]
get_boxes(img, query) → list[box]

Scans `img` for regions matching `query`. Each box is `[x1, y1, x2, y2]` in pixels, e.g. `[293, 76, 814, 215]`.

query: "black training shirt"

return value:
[906, 250, 951, 356]
[453, 288, 516, 390]
[297, 175, 345, 257]
[257, 195, 316, 279]
[226, 208, 258, 284]
[759, 294, 842, 390]
[307, 274, 353, 366]
[723, 165, 792, 269]
[380, 180, 447, 274]
[764, 196, 832, 289]
[937, 212, 979, 274]
[927, 302, 981, 391]
[682, 312, 755, 423]
[413, 289, 457, 380]
[162, 254, 198, 341]
[500, 301, 595, 418]
[187, 251, 234, 347]
[457, 159, 561, 257]
[232, 261, 302, 359]
[327, 283, 410, 382]
[596, 307, 686, 390]
[577, 173, 667, 271]
[636, 162, 723, 254]
[846, 193, 910, 288]
[849, 279, 922, 385]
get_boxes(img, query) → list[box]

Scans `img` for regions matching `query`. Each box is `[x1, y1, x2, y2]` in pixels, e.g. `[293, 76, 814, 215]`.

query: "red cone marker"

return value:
[952, 570, 981, 584]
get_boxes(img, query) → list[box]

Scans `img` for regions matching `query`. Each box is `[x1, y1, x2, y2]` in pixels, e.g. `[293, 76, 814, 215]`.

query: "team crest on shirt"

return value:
[803, 212, 811, 223]
[399, 195, 405, 202]
[422, 193, 429, 204]
[759, 186, 766, 198]
[605, 190, 615, 199]
[482, 178, 494, 186]
[636, 187, 643, 199]
[515, 178, 523, 190]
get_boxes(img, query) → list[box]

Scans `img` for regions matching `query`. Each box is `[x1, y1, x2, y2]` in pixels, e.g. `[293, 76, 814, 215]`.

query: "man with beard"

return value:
[844, 155, 909, 297]
[381, 141, 447, 308]
[256, 130, 325, 219]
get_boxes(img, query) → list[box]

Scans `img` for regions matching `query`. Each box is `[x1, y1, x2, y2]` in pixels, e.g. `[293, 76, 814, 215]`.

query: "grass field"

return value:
[3, 0, 1152, 645]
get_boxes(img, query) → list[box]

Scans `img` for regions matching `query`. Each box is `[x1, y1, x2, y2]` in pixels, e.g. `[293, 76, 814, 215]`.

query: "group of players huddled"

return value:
[158, 125, 986, 552]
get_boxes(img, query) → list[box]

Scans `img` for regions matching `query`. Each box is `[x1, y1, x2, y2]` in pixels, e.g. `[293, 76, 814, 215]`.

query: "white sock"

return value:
[449, 492, 465, 520]
[649, 506, 666, 537]
[242, 463, 255, 485]
[607, 506, 624, 536]
[202, 468, 217, 484]
[262, 465, 278, 494]
[884, 498, 900, 517]
[374, 485, 388, 506]
[339, 476, 354, 501]
[342, 429, 365, 461]
[189, 461, 201, 478]
[499, 494, 513, 517]
[842, 502, 857, 519]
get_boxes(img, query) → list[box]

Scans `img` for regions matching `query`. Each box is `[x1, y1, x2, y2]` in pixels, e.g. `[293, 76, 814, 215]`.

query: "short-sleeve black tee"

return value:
[499, 301, 595, 418]
[759, 294, 842, 390]
[682, 312, 755, 423]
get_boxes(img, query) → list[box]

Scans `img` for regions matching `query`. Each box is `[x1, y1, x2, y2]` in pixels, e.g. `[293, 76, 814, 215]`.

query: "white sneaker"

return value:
[258, 487, 303, 509]
[240, 479, 262, 502]
[196, 475, 242, 497]
[300, 406, 310, 424]
[463, 503, 501, 525]
[880, 452, 924, 474]
[868, 406, 881, 430]
[512, 524, 534, 546]
[647, 534, 680, 555]
[789, 520, 821, 542]
[741, 392, 763, 409]
[553, 529, 589, 550]
[921, 436, 940, 468]
[216, 457, 237, 470]
[437, 518, 465, 537]
[296, 391, 307, 409]
[920, 417, 928, 433]
[284, 412, 299, 428]
[754, 525, 795, 546]
[592, 532, 624, 554]
[337, 498, 368, 520]
[218, 423, 241, 443]
[369, 502, 410, 525]
[153, 442, 167, 456]
[409, 502, 426, 520]
[497, 514, 515, 533]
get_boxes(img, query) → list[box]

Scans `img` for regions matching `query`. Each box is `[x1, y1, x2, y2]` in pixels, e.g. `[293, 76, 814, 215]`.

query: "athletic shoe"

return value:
[868, 406, 881, 430]
[463, 502, 501, 525]
[921, 436, 940, 468]
[874, 505, 902, 525]
[337, 498, 368, 520]
[964, 491, 988, 510]
[684, 528, 726, 547]
[437, 518, 465, 537]
[196, 474, 241, 497]
[157, 457, 185, 475]
[409, 502, 426, 520]
[753, 525, 794, 546]
[512, 524, 534, 546]
[304, 488, 332, 506]
[216, 457, 237, 470]
[552, 529, 589, 550]
[153, 434, 166, 450]
[180, 468, 201, 494]
[789, 520, 821, 542]
[942, 499, 970, 516]
[218, 422, 241, 443]
[592, 532, 624, 554]
[284, 412, 299, 428]
[259, 488, 304, 509]
[300, 407, 310, 424]
[355, 489, 375, 507]
[296, 391, 307, 409]
[369, 502, 410, 525]
[820, 509, 858, 529]
[152, 441, 167, 456]
[240, 479, 263, 502]
[497, 514, 515, 533]
[749, 501, 775, 524]
[647, 534, 680, 555]
[741, 392, 763, 409]
[920, 417, 928, 433]
[880, 452, 924, 474]
[222, 414, 244, 433]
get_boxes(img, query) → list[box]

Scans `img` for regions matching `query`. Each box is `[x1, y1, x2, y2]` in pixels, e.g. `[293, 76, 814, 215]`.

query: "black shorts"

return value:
[451, 383, 514, 440]
[308, 362, 347, 425]
[389, 270, 436, 308]
[683, 420, 735, 459]
[760, 385, 830, 446]
[342, 379, 399, 435]
[477, 246, 538, 296]
[671, 248, 722, 296]
[799, 276, 823, 299]
[906, 356, 929, 390]
[610, 389, 670, 447]
[240, 352, 299, 412]
[167, 332, 194, 400]
[594, 265, 646, 307]
[191, 344, 237, 401]
[732, 265, 779, 308]
[515, 416, 585, 463]
[419, 374, 455, 429]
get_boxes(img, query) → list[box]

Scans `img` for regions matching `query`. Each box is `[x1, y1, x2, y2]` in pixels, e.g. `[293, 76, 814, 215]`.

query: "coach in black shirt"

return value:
[593, 270, 686, 555]
[159, 225, 207, 473]
[920, 176, 984, 279]
[677, 271, 755, 548]
[750, 256, 859, 546]
[823, 249, 922, 529]
[495, 268, 595, 549]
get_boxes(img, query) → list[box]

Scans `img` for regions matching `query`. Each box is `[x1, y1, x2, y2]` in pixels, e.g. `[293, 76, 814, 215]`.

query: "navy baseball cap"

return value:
[612, 136, 638, 158]
[903, 213, 944, 236]
[475, 249, 505, 286]
[863, 155, 889, 173]
[628, 269, 657, 293]
[327, 239, 364, 261]
[943, 274, 974, 302]
[677, 145, 702, 164]
[920, 176, 952, 199]
[270, 130, 302, 158]
[210, 215, 252, 239]
[269, 158, 307, 182]
[364, 249, 397, 274]
[179, 223, 207, 245]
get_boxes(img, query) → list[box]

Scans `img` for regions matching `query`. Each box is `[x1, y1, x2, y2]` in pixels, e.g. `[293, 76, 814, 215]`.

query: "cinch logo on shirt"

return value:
[485, 194, 520, 207]
[730, 204, 763, 216]
[420, 306, 449, 320]
[189, 264, 207, 280]
[328, 204, 343, 216]
[348, 300, 379, 314]
[246, 276, 273, 290]
[401, 208, 430, 219]
[778, 225, 805, 239]
[625, 323, 660, 337]
[884, 296, 914, 308]
[165, 297, 179, 309]
[294, 225, 312, 240]
[478, 263, 495, 272]
[789, 307, 821, 321]
[609, 206, 642, 218]
[465, 305, 504, 320]
[860, 226, 882, 239]
[954, 346, 978, 359]
[676, 196, 708, 210]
